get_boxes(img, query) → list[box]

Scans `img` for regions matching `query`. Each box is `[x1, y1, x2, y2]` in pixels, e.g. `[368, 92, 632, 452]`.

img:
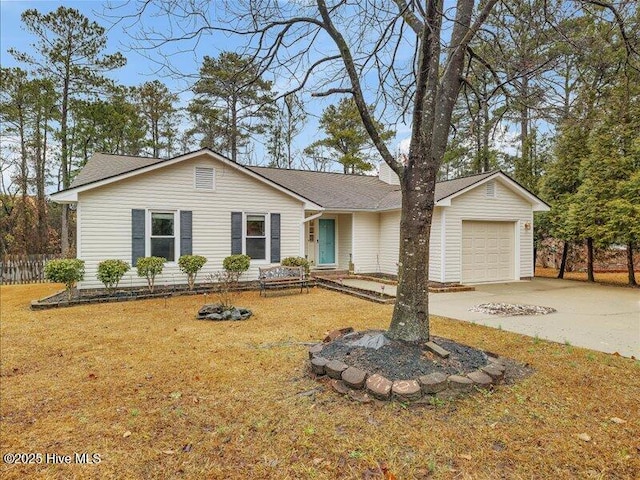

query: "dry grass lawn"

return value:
[1, 284, 639, 479]
[536, 267, 639, 288]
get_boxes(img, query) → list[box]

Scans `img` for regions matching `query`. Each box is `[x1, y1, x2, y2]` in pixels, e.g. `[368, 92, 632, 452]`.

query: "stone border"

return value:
[308, 341, 505, 403]
[31, 280, 316, 310]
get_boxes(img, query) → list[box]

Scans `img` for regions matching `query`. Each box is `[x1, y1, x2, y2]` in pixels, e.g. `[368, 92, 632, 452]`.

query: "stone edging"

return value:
[308, 342, 505, 403]
[31, 281, 316, 310]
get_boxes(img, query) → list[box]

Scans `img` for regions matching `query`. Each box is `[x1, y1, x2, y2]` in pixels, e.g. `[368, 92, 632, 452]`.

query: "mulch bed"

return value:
[30, 281, 264, 309]
[320, 330, 494, 380]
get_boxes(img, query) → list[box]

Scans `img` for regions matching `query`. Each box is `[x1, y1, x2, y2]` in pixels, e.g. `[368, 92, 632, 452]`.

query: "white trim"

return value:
[242, 212, 270, 264]
[303, 212, 323, 223]
[514, 220, 521, 280]
[299, 211, 306, 258]
[76, 202, 82, 258]
[436, 172, 549, 211]
[351, 214, 356, 271]
[440, 209, 446, 283]
[50, 149, 324, 210]
[146, 209, 180, 264]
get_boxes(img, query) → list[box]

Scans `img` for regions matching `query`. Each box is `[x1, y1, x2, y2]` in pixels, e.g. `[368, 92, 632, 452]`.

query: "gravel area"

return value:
[469, 303, 557, 316]
[320, 330, 489, 380]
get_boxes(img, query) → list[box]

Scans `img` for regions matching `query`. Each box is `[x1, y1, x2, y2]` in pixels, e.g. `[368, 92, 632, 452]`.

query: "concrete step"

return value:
[315, 278, 395, 304]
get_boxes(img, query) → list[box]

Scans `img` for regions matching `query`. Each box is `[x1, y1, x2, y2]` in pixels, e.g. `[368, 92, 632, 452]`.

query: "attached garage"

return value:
[461, 221, 516, 283]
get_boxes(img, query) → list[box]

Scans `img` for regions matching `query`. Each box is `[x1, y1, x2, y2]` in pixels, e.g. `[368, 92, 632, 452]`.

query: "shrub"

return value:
[44, 259, 85, 300]
[210, 254, 251, 309]
[281, 256, 310, 274]
[96, 259, 130, 293]
[178, 255, 207, 290]
[223, 254, 251, 274]
[136, 256, 165, 293]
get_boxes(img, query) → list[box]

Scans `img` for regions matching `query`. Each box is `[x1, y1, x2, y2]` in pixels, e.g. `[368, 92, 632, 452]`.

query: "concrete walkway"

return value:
[341, 278, 397, 295]
[341, 277, 640, 358]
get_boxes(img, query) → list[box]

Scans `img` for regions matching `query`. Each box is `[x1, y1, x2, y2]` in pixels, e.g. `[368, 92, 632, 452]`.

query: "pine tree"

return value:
[190, 52, 274, 162]
[306, 98, 394, 174]
[10, 6, 125, 254]
[134, 80, 178, 158]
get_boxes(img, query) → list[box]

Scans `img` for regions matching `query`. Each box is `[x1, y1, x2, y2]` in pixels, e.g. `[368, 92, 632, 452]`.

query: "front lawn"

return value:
[1, 284, 638, 479]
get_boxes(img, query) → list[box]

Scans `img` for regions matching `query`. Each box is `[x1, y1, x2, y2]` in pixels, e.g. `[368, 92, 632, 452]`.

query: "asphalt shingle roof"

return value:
[70, 153, 165, 189]
[250, 166, 495, 211]
[68, 152, 497, 211]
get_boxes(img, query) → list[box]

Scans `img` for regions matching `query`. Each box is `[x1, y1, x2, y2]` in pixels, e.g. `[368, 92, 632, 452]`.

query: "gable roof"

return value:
[249, 167, 501, 211]
[54, 150, 548, 212]
[70, 153, 164, 189]
[52, 149, 323, 210]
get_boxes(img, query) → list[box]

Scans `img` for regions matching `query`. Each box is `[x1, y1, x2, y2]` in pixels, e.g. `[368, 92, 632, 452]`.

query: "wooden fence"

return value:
[0, 254, 61, 285]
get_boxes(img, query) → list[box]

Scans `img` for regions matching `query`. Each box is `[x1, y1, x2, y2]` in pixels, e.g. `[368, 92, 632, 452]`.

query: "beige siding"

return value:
[337, 214, 353, 270]
[378, 208, 442, 281]
[444, 179, 533, 283]
[351, 212, 380, 273]
[378, 211, 400, 275]
[77, 154, 304, 289]
[428, 208, 442, 281]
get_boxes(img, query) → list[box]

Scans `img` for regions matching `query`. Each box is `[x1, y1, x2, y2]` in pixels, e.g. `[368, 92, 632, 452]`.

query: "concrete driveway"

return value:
[429, 278, 640, 358]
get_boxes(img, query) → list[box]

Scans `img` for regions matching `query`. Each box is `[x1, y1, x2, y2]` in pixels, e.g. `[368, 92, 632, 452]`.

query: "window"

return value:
[150, 212, 176, 261]
[195, 166, 215, 190]
[245, 214, 266, 260]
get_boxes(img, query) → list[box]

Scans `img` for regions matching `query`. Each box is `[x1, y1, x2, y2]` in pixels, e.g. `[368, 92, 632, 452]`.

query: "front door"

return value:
[318, 219, 336, 265]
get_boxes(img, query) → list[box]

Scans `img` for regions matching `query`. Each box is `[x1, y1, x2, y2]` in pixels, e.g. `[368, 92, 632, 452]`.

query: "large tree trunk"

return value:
[387, 163, 435, 342]
[586, 237, 594, 282]
[627, 243, 636, 286]
[558, 241, 569, 279]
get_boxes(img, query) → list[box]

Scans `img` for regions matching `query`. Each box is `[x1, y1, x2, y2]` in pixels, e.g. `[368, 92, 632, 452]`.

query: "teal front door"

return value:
[318, 219, 336, 265]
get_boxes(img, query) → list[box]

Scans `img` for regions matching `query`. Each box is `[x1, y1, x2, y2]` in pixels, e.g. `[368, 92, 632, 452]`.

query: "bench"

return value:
[258, 266, 309, 297]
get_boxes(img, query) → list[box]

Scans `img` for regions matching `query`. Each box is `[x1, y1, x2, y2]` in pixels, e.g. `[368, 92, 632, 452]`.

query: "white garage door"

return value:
[462, 221, 515, 283]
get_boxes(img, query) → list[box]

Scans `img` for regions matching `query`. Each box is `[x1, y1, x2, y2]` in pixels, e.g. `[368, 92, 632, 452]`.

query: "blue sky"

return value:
[1, 0, 416, 167]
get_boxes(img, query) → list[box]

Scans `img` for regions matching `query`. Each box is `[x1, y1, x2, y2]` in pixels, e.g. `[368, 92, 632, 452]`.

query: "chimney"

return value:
[378, 160, 400, 185]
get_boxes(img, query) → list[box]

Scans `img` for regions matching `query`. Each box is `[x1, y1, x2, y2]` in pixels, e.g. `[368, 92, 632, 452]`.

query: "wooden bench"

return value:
[258, 266, 309, 297]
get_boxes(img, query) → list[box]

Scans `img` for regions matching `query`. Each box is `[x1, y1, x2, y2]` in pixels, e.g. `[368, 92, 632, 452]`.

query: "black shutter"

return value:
[231, 212, 242, 254]
[131, 209, 146, 266]
[180, 211, 192, 256]
[270, 213, 281, 263]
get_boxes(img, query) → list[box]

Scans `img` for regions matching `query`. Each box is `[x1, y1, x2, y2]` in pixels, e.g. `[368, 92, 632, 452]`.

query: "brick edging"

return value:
[308, 342, 505, 403]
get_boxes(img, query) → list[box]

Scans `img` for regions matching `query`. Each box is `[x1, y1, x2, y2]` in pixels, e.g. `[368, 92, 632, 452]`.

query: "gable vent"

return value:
[486, 180, 496, 198]
[195, 167, 215, 190]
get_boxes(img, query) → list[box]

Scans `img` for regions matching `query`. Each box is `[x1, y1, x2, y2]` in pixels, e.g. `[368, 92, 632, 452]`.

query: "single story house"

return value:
[51, 148, 549, 290]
